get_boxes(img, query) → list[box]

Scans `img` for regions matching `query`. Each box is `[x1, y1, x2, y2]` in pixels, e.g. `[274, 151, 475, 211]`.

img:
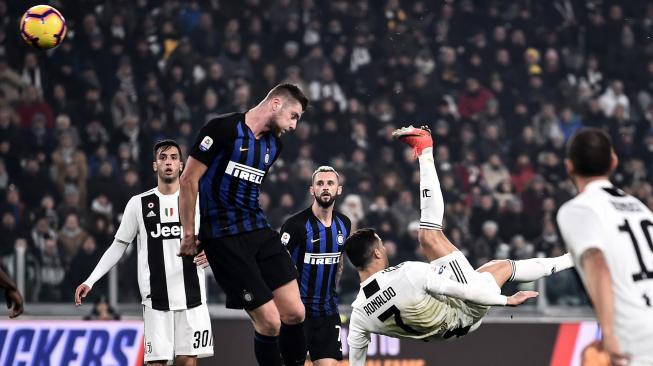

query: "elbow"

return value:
[179, 172, 195, 190]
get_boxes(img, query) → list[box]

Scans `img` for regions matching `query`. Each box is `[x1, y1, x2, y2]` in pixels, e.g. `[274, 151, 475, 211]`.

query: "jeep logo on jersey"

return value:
[150, 222, 182, 239]
[225, 161, 265, 184]
[304, 252, 340, 265]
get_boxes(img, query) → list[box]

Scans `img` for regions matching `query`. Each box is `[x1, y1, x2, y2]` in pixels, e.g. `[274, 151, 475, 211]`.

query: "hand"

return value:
[581, 341, 610, 366]
[75, 284, 91, 306]
[506, 291, 539, 306]
[178, 235, 199, 257]
[602, 334, 630, 366]
[193, 250, 210, 268]
[5, 289, 23, 318]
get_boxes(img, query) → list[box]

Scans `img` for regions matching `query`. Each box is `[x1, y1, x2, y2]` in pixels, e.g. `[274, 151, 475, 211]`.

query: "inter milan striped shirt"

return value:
[115, 188, 205, 311]
[281, 208, 351, 317]
[189, 113, 281, 239]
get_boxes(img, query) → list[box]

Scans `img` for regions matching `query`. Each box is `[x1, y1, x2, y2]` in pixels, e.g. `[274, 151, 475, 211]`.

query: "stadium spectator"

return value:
[57, 212, 87, 265]
[83, 295, 121, 320]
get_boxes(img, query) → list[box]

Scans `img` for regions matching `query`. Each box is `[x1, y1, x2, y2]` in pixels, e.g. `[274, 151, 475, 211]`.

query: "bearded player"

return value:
[280, 166, 351, 365]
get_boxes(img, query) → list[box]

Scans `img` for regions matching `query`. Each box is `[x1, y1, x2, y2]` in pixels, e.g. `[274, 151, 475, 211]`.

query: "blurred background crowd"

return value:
[1, 0, 653, 305]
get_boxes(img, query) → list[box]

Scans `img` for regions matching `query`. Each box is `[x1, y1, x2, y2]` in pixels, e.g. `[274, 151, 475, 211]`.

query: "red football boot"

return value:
[392, 125, 433, 158]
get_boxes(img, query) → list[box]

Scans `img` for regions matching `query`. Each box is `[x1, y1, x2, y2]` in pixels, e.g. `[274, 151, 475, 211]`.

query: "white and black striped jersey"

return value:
[115, 187, 206, 311]
[348, 261, 502, 346]
[558, 180, 653, 363]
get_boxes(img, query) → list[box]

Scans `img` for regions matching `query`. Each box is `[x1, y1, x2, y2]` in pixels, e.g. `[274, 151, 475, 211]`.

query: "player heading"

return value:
[265, 83, 309, 112]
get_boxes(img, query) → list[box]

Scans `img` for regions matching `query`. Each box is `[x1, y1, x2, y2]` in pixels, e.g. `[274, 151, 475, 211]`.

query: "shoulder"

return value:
[202, 113, 243, 134]
[334, 210, 352, 225]
[334, 211, 352, 230]
[404, 261, 429, 271]
[123, 188, 156, 212]
[350, 289, 367, 309]
[557, 196, 595, 223]
[130, 188, 157, 201]
[139, 187, 157, 196]
[398, 261, 431, 278]
[283, 208, 311, 229]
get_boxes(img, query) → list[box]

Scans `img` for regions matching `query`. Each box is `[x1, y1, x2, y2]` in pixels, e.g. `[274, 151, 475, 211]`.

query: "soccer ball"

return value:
[20, 5, 67, 50]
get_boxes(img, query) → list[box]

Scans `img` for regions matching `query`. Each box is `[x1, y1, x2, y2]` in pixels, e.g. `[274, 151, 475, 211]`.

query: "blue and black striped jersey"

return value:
[189, 113, 281, 239]
[281, 208, 351, 317]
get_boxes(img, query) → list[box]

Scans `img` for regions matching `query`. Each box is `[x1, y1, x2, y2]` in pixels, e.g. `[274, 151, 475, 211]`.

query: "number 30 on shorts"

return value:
[193, 330, 212, 349]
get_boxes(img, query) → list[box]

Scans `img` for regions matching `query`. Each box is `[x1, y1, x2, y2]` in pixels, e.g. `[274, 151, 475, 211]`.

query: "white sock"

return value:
[508, 253, 575, 282]
[418, 147, 444, 230]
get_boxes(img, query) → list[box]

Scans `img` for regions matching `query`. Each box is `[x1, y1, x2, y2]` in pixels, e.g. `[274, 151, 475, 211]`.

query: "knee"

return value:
[253, 306, 282, 336]
[280, 303, 305, 325]
[477, 259, 508, 271]
[175, 357, 196, 366]
[418, 229, 436, 248]
[257, 315, 282, 336]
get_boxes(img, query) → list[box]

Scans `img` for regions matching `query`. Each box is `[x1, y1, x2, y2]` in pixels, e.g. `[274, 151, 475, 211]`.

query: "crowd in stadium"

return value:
[1, 0, 653, 305]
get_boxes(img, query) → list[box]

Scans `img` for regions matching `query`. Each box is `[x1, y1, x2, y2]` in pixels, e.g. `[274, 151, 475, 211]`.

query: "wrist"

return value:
[601, 329, 615, 338]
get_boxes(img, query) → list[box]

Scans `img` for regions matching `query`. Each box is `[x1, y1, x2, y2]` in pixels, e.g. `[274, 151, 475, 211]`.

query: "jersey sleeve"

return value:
[280, 217, 304, 252]
[347, 312, 370, 366]
[114, 196, 139, 244]
[343, 214, 352, 236]
[189, 118, 232, 167]
[557, 203, 606, 258]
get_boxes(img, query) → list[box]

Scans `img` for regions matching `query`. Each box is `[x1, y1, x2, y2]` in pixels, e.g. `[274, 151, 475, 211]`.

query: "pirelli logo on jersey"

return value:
[225, 161, 265, 184]
[304, 252, 340, 265]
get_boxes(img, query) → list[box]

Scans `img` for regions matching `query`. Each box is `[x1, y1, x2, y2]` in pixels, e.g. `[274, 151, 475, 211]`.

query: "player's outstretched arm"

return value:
[347, 314, 370, 366]
[179, 156, 207, 257]
[75, 240, 129, 305]
[348, 346, 368, 366]
[0, 268, 23, 318]
[425, 266, 538, 306]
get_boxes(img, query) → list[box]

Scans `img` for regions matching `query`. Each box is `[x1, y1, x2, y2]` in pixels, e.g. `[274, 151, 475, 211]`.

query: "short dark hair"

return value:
[311, 165, 340, 184]
[153, 139, 182, 160]
[267, 83, 309, 111]
[567, 128, 613, 177]
[345, 228, 380, 269]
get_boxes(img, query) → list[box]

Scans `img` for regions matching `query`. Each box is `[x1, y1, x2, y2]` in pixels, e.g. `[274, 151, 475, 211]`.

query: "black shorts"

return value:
[304, 314, 343, 361]
[202, 228, 298, 310]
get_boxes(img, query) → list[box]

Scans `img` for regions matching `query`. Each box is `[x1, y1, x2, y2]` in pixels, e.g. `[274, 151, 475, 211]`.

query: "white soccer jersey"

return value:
[347, 261, 506, 365]
[557, 179, 653, 363]
[115, 187, 206, 311]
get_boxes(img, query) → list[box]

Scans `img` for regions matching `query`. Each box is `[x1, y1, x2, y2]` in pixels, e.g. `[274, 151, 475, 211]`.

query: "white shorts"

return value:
[143, 304, 214, 363]
[431, 251, 501, 329]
